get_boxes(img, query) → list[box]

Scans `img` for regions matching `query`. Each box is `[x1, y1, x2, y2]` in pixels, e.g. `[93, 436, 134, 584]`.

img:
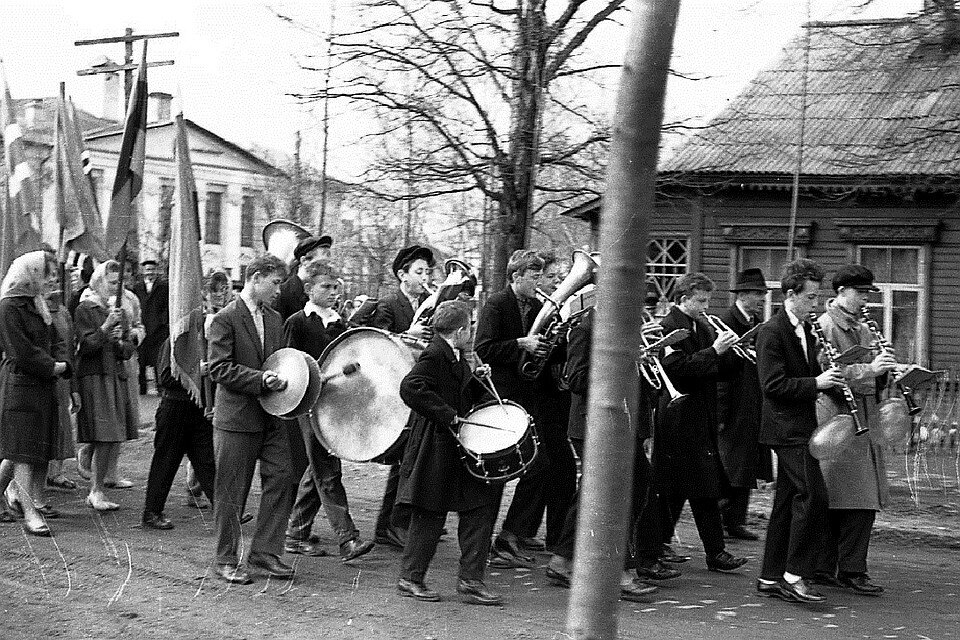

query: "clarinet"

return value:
[808, 312, 868, 435]
[861, 309, 921, 416]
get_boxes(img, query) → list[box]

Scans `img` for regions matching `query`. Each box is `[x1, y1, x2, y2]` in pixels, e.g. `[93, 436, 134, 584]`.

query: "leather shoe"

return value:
[635, 560, 681, 580]
[620, 579, 658, 602]
[248, 555, 295, 580]
[142, 511, 174, 530]
[340, 538, 375, 562]
[457, 579, 503, 606]
[706, 550, 748, 572]
[285, 538, 329, 557]
[659, 544, 691, 563]
[725, 525, 759, 541]
[397, 578, 441, 602]
[839, 574, 884, 595]
[518, 536, 546, 552]
[811, 572, 844, 588]
[545, 555, 572, 588]
[374, 527, 407, 549]
[756, 579, 784, 598]
[490, 533, 535, 568]
[23, 521, 52, 537]
[215, 564, 253, 585]
[778, 577, 826, 603]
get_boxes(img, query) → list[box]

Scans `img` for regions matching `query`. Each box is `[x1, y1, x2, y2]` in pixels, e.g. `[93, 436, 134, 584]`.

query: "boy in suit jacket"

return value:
[755, 258, 844, 603]
[208, 254, 292, 585]
[396, 301, 503, 605]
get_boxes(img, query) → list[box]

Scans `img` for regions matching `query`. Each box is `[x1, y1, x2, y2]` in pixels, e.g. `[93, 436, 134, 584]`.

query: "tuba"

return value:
[262, 218, 312, 268]
[518, 250, 599, 381]
[411, 258, 478, 326]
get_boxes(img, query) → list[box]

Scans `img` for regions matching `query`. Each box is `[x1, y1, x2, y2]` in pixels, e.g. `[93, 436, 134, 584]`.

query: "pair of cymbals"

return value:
[259, 348, 323, 418]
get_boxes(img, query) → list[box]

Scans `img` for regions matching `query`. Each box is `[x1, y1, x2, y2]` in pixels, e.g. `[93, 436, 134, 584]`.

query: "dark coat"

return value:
[655, 305, 740, 499]
[282, 310, 347, 360]
[276, 274, 307, 322]
[132, 278, 169, 368]
[756, 308, 821, 447]
[396, 336, 500, 513]
[74, 301, 138, 378]
[0, 297, 69, 463]
[716, 304, 773, 485]
[369, 289, 426, 334]
[207, 297, 283, 433]
[474, 286, 542, 406]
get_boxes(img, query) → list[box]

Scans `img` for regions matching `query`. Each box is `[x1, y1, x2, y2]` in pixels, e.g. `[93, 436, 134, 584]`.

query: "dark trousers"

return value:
[286, 415, 358, 546]
[144, 397, 216, 514]
[817, 508, 876, 577]
[400, 503, 498, 583]
[501, 420, 577, 545]
[660, 490, 726, 557]
[376, 464, 402, 536]
[286, 419, 310, 500]
[721, 486, 751, 529]
[213, 422, 292, 566]
[761, 445, 829, 579]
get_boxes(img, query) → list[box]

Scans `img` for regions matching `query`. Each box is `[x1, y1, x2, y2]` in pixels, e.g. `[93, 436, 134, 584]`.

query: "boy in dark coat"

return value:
[396, 301, 503, 606]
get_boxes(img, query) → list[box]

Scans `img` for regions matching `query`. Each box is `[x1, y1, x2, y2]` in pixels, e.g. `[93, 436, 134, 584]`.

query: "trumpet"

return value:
[411, 258, 477, 326]
[703, 314, 757, 363]
[637, 311, 687, 407]
[861, 308, 921, 416]
[809, 312, 868, 435]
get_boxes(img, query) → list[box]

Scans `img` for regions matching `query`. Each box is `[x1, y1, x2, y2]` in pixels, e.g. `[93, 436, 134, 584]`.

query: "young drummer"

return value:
[395, 301, 503, 606]
[283, 261, 374, 561]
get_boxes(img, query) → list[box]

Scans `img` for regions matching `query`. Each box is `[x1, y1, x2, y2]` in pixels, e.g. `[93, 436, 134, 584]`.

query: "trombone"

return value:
[703, 314, 757, 363]
[637, 311, 688, 407]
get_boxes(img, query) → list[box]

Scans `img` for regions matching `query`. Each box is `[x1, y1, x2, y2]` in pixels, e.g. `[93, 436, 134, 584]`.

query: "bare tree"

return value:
[289, 0, 625, 288]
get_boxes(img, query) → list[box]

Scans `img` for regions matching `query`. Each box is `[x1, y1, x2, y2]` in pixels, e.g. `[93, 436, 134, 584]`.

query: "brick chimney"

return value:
[92, 54, 124, 122]
[23, 99, 43, 128]
[148, 92, 173, 123]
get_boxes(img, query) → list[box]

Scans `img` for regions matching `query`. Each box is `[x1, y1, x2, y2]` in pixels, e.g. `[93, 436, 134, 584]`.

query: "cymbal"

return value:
[259, 348, 323, 418]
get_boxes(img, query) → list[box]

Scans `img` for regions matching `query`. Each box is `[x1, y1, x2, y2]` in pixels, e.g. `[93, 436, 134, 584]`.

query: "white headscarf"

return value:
[0, 251, 53, 325]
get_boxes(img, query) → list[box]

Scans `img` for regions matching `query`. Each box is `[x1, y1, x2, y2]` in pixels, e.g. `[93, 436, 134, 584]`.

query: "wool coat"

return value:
[396, 335, 500, 513]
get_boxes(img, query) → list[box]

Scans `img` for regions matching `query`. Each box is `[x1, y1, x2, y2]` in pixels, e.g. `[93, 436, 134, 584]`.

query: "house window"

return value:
[647, 236, 688, 314]
[857, 245, 928, 365]
[240, 192, 257, 248]
[738, 246, 801, 319]
[204, 188, 224, 245]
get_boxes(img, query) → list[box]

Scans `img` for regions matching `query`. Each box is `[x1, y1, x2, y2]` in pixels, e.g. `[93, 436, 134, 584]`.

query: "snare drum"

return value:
[310, 327, 415, 462]
[455, 400, 538, 483]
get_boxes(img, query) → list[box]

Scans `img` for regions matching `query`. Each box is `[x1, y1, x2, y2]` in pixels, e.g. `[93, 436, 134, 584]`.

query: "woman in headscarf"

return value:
[74, 260, 139, 511]
[0, 251, 71, 536]
[45, 266, 82, 491]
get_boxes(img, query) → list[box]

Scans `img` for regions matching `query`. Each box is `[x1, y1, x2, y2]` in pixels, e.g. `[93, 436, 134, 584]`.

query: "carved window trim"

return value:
[834, 218, 941, 244]
[718, 221, 813, 246]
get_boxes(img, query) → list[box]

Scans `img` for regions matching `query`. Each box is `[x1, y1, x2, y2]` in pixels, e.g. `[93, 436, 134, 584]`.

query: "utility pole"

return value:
[318, 0, 337, 235]
[292, 130, 303, 224]
[75, 28, 178, 104]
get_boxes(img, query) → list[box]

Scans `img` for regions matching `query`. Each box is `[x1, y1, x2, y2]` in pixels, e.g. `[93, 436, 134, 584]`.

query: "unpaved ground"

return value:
[2, 394, 958, 639]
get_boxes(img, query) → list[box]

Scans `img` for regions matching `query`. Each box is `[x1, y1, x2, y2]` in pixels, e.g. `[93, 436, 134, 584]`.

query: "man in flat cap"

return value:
[371, 244, 436, 548]
[811, 264, 897, 595]
[276, 235, 333, 322]
[716, 268, 771, 541]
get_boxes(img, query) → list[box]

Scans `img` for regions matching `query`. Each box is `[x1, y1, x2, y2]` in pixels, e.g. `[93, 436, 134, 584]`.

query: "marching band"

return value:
[0, 231, 931, 608]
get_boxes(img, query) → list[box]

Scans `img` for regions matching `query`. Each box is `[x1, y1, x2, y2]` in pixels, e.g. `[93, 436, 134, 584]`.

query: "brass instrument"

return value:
[637, 310, 688, 407]
[518, 250, 598, 381]
[861, 308, 921, 416]
[809, 312, 868, 435]
[411, 258, 477, 326]
[262, 218, 312, 267]
[703, 314, 757, 363]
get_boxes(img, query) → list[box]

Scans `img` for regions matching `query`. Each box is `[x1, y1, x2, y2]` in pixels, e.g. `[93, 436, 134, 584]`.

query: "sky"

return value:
[0, 0, 914, 182]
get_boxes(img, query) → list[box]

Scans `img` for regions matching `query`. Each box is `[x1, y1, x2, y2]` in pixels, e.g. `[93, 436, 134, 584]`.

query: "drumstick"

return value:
[457, 418, 515, 433]
[471, 353, 506, 408]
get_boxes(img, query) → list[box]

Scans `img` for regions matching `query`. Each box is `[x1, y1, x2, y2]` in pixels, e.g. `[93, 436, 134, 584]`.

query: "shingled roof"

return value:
[660, 15, 960, 182]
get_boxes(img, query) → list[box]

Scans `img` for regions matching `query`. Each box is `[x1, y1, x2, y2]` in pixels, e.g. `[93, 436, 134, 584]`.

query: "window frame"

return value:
[647, 235, 689, 315]
[734, 245, 805, 321]
[204, 186, 225, 245]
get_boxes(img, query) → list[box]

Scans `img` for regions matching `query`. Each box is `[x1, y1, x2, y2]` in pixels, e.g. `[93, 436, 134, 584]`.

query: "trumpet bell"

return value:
[263, 218, 312, 266]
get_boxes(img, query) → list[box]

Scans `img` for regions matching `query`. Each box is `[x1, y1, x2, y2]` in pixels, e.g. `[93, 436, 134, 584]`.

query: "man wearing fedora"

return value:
[276, 235, 333, 322]
[717, 268, 773, 541]
[371, 245, 436, 548]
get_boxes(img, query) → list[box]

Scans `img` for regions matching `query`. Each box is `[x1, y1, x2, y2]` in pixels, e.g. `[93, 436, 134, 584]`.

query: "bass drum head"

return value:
[311, 327, 415, 462]
[459, 401, 529, 454]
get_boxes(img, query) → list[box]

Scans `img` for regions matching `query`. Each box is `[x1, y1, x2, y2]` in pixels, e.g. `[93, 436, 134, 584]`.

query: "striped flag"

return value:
[168, 112, 205, 408]
[54, 82, 106, 261]
[0, 59, 42, 274]
[104, 42, 148, 261]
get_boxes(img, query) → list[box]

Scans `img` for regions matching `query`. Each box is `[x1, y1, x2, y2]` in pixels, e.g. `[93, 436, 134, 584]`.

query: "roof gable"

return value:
[661, 16, 960, 179]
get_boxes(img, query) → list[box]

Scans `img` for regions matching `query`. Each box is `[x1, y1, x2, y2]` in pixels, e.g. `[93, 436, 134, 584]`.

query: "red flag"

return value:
[1, 59, 41, 274]
[54, 82, 106, 261]
[169, 113, 205, 407]
[104, 42, 148, 261]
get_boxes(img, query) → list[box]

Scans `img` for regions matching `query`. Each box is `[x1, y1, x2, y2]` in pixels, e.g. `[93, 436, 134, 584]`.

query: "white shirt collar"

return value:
[785, 305, 803, 328]
[735, 299, 753, 322]
[240, 290, 260, 314]
[304, 301, 341, 326]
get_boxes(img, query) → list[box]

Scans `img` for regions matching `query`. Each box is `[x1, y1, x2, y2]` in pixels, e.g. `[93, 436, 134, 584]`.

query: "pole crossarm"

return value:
[77, 61, 175, 76]
[74, 32, 180, 46]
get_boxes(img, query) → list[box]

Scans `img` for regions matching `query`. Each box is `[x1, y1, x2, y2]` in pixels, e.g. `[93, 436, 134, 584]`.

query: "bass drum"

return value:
[456, 400, 538, 483]
[310, 327, 415, 463]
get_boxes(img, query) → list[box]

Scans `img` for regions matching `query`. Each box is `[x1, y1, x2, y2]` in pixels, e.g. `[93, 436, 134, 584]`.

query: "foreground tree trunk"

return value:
[566, 1, 681, 639]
